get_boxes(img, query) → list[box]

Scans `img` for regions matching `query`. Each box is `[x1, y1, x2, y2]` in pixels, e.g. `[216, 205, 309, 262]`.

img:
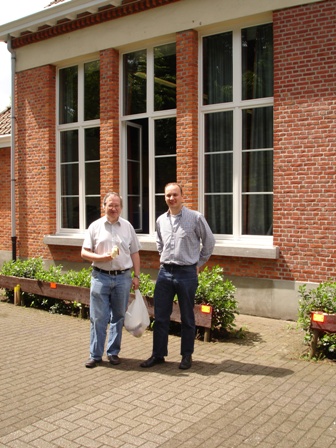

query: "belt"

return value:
[93, 266, 129, 276]
[162, 263, 197, 269]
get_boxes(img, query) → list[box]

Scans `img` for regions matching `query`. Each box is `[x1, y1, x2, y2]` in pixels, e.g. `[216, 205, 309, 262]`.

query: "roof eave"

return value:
[0, 0, 122, 42]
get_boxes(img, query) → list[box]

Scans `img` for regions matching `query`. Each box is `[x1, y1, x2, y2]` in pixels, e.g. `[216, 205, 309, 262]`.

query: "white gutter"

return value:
[7, 36, 17, 260]
[0, 0, 122, 41]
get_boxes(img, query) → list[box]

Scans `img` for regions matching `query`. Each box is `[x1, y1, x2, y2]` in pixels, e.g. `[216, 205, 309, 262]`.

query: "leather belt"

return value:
[93, 266, 129, 276]
[162, 263, 197, 269]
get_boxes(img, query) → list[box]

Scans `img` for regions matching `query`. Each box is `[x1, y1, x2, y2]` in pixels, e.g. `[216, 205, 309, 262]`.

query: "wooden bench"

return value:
[310, 311, 336, 358]
[0, 274, 213, 342]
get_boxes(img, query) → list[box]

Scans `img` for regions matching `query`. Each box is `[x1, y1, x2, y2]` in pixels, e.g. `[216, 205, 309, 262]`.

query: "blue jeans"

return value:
[89, 269, 132, 360]
[153, 264, 198, 358]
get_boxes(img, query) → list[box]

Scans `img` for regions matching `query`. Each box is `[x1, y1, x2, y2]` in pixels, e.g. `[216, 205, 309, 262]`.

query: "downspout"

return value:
[7, 35, 17, 261]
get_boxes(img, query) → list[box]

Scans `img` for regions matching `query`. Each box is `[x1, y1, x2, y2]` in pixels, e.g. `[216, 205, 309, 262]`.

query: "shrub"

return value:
[138, 273, 155, 298]
[0, 260, 239, 335]
[195, 265, 238, 333]
[298, 281, 336, 358]
[0, 258, 91, 315]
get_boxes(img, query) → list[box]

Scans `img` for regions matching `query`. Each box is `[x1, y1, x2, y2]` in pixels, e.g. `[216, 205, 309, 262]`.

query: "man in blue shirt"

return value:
[141, 183, 215, 370]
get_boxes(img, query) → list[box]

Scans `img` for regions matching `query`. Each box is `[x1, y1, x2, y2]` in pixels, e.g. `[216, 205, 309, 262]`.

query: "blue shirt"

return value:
[156, 206, 215, 267]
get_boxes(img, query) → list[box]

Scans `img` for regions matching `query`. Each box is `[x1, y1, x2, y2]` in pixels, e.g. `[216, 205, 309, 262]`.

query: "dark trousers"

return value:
[153, 264, 198, 357]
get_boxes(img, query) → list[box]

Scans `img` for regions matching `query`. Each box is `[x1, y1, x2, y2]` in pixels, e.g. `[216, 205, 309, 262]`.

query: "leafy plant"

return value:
[0, 259, 239, 337]
[138, 273, 155, 298]
[0, 258, 91, 316]
[195, 265, 238, 333]
[298, 281, 336, 359]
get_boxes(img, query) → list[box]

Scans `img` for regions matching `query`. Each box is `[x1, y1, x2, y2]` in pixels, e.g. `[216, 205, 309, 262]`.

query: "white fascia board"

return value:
[0, 134, 11, 148]
[0, 0, 122, 42]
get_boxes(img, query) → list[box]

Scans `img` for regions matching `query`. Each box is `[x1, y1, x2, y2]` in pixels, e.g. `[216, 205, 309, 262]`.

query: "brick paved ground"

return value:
[0, 302, 336, 448]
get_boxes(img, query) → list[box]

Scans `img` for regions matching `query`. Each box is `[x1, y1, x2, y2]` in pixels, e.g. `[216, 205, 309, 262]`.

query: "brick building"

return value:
[0, 0, 335, 320]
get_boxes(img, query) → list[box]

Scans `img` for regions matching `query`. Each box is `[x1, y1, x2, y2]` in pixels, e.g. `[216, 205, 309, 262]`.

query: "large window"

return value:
[202, 23, 273, 238]
[58, 61, 100, 231]
[122, 43, 176, 233]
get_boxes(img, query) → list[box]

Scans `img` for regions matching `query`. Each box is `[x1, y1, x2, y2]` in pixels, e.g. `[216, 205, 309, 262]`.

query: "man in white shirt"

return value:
[82, 192, 141, 368]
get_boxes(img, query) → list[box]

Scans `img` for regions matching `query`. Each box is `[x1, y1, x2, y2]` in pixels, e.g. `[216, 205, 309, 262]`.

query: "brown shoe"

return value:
[108, 355, 121, 365]
[85, 358, 102, 368]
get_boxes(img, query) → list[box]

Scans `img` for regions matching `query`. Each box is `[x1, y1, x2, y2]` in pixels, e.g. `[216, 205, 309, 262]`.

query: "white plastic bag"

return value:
[124, 290, 150, 337]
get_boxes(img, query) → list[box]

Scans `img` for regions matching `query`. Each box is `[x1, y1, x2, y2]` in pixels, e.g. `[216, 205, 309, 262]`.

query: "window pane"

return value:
[59, 66, 78, 124]
[155, 195, 167, 220]
[60, 130, 78, 163]
[85, 162, 100, 195]
[128, 160, 141, 195]
[61, 164, 78, 196]
[155, 117, 176, 199]
[205, 153, 233, 193]
[155, 157, 177, 194]
[242, 150, 273, 192]
[86, 196, 100, 228]
[205, 195, 233, 234]
[205, 111, 233, 153]
[128, 196, 141, 231]
[154, 43, 176, 111]
[242, 107, 273, 150]
[203, 32, 232, 105]
[85, 127, 100, 161]
[127, 124, 141, 161]
[84, 61, 100, 121]
[61, 197, 79, 229]
[155, 117, 176, 156]
[242, 24, 273, 100]
[242, 194, 273, 235]
[123, 50, 147, 115]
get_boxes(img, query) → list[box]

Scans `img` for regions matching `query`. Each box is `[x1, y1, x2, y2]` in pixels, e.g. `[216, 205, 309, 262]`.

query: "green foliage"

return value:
[1, 257, 45, 279]
[195, 265, 238, 332]
[0, 257, 91, 316]
[136, 265, 239, 333]
[138, 273, 155, 298]
[0, 260, 238, 335]
[298, 281, 336, 358]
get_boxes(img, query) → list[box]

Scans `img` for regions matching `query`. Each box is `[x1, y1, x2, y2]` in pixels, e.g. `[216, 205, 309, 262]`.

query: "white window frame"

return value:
[120, 43, 177, 237]
[56, 60, 100, 235]
[199, 22, 274, 247]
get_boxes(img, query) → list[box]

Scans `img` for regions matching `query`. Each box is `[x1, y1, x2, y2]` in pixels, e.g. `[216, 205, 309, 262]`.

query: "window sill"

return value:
[44, 234, 279, 259]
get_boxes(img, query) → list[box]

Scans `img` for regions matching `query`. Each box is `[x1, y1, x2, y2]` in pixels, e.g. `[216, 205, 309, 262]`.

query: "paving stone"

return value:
[1, 302, 336, 448]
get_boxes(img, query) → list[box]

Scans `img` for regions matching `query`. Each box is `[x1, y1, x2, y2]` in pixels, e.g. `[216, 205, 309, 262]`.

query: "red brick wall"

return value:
[15, 65, 57, 259]
[0, 147, 11, 251]
[100, 48, 120, 196]
[272, 0, 336, 282]
[176, 30, 199, 207]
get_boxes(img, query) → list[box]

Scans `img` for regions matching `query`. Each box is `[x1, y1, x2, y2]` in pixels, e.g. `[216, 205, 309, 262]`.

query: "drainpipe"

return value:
[7, 35, 17, 261]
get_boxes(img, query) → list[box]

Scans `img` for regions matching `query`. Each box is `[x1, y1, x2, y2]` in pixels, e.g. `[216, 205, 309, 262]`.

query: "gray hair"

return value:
[103, 192, 123, 208]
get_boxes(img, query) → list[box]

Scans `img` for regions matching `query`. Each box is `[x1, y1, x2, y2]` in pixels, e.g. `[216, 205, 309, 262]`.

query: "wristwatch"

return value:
[134, 275, 140, 279]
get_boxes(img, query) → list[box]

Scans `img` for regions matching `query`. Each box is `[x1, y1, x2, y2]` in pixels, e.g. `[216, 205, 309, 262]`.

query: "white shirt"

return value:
[82, 216, 141, 271]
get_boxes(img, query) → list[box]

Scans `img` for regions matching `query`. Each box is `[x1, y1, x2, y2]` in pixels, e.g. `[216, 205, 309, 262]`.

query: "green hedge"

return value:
[298, 281, 336, 359]
[1, 258, 239, 332]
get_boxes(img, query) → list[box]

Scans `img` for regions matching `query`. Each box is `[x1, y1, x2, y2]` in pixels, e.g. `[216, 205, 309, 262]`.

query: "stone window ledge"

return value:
[44, 234, 279, 259]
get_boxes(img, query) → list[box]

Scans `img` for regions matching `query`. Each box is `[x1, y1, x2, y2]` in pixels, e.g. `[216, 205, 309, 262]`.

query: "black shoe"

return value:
[108, 355, 121, 365]
[85, 358, 102, 368]
[140, 356, 165, 368]
[179, 355, 192, 370]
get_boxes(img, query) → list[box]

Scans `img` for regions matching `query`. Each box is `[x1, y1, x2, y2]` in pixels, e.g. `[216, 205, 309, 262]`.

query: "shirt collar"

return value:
[104, 216, 121, 226]
[167, 205, 184, 217]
